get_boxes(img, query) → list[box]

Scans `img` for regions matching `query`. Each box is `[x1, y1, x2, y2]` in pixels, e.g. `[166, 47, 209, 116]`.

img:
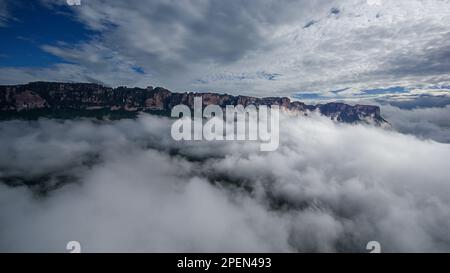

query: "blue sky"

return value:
[1, 0, 450, 99]
[0, 1, 93, 67]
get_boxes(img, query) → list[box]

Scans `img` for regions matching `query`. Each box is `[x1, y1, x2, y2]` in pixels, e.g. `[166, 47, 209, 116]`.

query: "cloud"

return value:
[381, 104, 450, 143]
[366, 93, 450, 143]
[1, 113, 450, 252]
[378, 93, 450, 109]
[1, 0, 449, 97]
[0, 0, 11, 26]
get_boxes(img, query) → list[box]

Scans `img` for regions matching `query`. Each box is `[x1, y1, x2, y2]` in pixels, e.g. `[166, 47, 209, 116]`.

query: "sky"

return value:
[1, 0, 450, 253]
[1, 0, 450, 99]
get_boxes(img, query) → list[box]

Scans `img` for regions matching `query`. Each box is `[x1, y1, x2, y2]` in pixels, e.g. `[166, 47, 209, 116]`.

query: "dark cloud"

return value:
[379, 32, 450, 78]
[378, 94, 450, 109]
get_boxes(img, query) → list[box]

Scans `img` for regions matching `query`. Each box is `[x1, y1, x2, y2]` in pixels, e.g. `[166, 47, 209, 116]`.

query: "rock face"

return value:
[0, 82, 387, 124]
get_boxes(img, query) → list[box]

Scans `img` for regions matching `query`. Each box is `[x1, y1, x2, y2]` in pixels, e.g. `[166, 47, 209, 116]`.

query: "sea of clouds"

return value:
[382, 105, 450, 143]
[1, 109, 450, 252]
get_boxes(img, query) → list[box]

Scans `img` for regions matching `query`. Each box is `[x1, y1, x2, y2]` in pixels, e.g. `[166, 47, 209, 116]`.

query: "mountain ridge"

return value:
[0, 81, 388, 124]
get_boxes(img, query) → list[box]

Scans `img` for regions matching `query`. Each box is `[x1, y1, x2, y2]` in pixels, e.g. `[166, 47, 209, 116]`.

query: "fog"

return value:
[1, 113, 450, 252]
[382, 105, 450, 143]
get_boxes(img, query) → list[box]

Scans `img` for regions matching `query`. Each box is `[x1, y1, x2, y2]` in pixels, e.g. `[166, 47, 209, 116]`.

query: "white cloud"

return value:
[2, 0, 449, 97]
[382, 104, 450, 143]
[1, 114, 450, 252]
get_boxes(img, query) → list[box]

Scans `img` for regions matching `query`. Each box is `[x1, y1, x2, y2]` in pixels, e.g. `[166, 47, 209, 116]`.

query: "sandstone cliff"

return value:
[0, 82, 387, 124]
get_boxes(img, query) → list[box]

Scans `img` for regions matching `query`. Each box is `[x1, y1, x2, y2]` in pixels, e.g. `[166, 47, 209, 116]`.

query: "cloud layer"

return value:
[1, 113, 450, 252]
[382, 104, 450, 143]
[2, 0, 450, 97]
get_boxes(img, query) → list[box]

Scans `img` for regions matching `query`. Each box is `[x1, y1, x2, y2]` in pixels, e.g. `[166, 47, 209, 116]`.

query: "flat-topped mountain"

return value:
[0, 82, 387, 124]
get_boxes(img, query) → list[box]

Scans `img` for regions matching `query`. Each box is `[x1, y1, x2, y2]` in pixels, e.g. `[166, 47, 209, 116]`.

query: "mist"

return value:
[1, 113, 450, 252]
[382, 104, 450, 143]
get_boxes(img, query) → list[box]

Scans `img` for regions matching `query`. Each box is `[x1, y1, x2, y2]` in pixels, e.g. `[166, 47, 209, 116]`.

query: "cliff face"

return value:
[0, 82, 387, 124]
